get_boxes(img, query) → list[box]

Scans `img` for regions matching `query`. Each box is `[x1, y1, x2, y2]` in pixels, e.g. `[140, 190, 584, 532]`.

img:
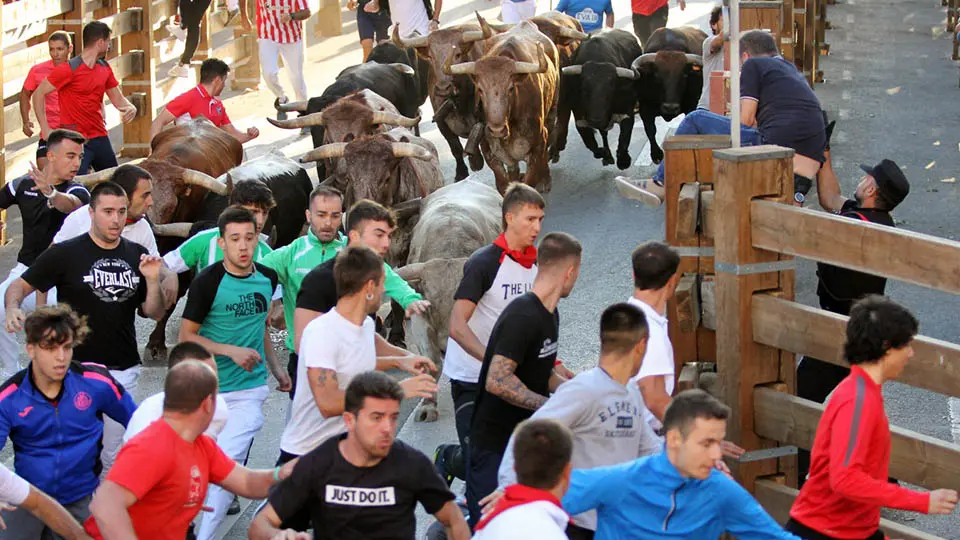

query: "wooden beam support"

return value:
[107, 50, 145, 81]
[713, 145, 796, 492]
[754, 480, 944, 540]
[99, 8, 144, 37]
[1, 0, 72, 32]
[230, 0, 260, 91]
[120, 0, 156, 157]
[675, 273, 701, 333]
[752, 294, 960, 399]
[751, 200, 960, 294]
[754, 387, 960, 491]
[676, 183, 700, 241]
[700, 189, 715, 240]
[701, 275, 716, 331]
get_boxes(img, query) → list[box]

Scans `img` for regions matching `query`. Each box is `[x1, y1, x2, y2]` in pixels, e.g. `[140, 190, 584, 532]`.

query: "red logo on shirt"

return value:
[18, 406, 33, 418]
[74, 391, 92, 411]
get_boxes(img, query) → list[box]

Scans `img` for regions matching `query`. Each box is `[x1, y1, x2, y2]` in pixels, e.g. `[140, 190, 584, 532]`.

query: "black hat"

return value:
[859, 159, 909, 208]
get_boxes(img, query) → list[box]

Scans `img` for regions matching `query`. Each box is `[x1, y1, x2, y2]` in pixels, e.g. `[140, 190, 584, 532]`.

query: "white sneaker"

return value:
[168, 63, 190, 78]
[166, 23, 187, 41]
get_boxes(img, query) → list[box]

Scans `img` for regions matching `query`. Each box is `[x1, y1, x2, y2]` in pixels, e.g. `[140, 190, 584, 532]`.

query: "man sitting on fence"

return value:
[628, 30, 826, 208]
[787, 296, 958, 540]
[150, 58, 260, 144]
[20, 31, 73, 171]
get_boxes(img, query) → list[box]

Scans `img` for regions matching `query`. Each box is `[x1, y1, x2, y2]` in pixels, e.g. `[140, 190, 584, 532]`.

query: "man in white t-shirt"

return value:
[387, 0, 441, 37]
[124, 341, 229, 443]
[55, 164, 159, 257]
[279, 246, 437, 465]
[0, 463, 89, 537]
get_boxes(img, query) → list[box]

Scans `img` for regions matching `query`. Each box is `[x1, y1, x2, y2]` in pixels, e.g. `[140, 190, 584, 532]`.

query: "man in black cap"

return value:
[797, 148, 910, 483]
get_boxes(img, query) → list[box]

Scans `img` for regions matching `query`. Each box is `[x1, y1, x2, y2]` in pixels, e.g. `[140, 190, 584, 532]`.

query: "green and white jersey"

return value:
[182, 262, 280, 393]
[163, 227, 273, 274]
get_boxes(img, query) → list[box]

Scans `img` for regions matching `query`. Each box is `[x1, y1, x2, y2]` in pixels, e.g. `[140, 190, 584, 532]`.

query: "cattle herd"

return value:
[63, 13, 708, 420]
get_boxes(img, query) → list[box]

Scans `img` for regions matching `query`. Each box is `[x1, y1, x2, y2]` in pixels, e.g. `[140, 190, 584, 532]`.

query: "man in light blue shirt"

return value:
[555, 0, 614, 34]
[563, 389, 799, 539]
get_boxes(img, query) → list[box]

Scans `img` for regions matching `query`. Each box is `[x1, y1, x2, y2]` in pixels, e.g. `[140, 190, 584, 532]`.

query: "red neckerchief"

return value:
[474, 484, 570, 531]
[493, 234, 537, 269]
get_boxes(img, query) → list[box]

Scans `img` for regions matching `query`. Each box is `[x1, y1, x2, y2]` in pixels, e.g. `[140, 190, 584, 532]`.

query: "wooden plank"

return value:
[675, 273, 700, 333]
[701, 275, 716, 331]
[753, 294, 960, 399]
[99, 8, 144, 38]
[755, 480, 945, 540]
[677, 183, 700, 241]
[210, 34, 251, 63]
[754, 387, 960, 491]
[678, 363, 698, 392]
[313, 0, 343, 38]
[119, 0, 155, 157]
[107, 51, 145, 81]
[751, 200, 960, 295]
[1, 0, 72, 32]
[3, 43, 51, 86]
[700, 189, 715, 240]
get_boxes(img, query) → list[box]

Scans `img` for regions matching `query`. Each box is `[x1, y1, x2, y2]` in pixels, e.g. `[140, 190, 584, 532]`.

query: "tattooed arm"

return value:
[485, 355, 547, 411]
[307, 367, 344, 418]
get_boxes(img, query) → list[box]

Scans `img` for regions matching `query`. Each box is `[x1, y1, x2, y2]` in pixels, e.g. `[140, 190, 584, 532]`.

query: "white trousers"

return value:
[197, 384, 269, 540]
[227, 0, 238, 10]
[258, 39, 308, 103]
[501, 0, 537, 23]
[0, 263, 57, 380]
[100, 366, 140, 477]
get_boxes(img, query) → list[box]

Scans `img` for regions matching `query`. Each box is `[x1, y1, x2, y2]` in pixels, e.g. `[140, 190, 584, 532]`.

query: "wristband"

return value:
[794, 174, 812, 196]
[272, 466, 281, 482]
[42, 188, 56, 199]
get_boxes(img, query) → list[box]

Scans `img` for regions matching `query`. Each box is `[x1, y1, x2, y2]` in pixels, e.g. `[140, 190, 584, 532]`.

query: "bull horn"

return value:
[558, 27, 589, 40]
[75, 166, 120, 187]
[320, 175, 338, 187]
[151, 222, 193, 238]
[183, 169, 230, 196]
[460, 30, 487, 43]
[395, 261, 426, 282]
[685, 53, 703, 66]
[267, 112, 324, 129]
[445, 60, 476, 75]
[616, 67, 637, 79]
[392, 25, 429, 48]
[475, 12, 494, 39]
[300, 143, 348, 162]
[433, 99, 456, 122]
[389, 63, 416, 76]
[371, 111, 421, 127]
[393, 197, 423, 219]
[391, 143, 433, 161]
[632, 53, 657, 67]
[277, 100, 308, 112]
[513, 45, 548, 74]
[486, 21, 513, 33]
[561, 65, 582, 76]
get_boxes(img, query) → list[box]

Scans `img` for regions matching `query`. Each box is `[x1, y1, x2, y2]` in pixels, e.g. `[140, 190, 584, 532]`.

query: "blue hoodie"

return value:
[562, 450, 799, 539]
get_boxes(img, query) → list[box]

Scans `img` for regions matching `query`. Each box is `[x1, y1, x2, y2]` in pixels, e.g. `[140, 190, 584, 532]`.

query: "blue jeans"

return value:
[79, 136, 119, 175]
[465, 444, 503, 529]
[653, 109, 763, 181]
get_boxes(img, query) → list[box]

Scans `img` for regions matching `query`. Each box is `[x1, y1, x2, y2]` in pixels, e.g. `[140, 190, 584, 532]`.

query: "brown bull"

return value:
[394, 24, 489, 181]
[486, 11, 588, 67]
[447, 14, 560, 193]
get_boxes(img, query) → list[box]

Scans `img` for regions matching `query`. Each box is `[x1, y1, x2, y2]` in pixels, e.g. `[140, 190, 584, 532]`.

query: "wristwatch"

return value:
[794, 191, 806, 205]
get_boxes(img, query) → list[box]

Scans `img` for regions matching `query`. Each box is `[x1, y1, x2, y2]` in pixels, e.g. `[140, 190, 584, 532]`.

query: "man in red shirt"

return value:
[84, 359, 298, 539]
[240, 0, 310, 121]
[31, 21, 138, 175]
[787, 296, 959, 540]
[631, 0, 684, 48]
[149, 58, 260, 144]
[19, 31, 73, 170]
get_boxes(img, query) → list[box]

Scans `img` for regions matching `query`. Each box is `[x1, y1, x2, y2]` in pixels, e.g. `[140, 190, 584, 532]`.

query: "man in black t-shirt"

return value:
[465, 231, 582, 529]
[3, 182, 171, 474]
[0, 129, 90, 379]
[249, 371, 470, 540]
[795, 150, 910, 483]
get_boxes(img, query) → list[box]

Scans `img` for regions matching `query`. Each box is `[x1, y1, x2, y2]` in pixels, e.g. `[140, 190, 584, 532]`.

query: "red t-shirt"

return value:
[83, 420, 236, 539]
[631, 0, 668, 16]
[165, 84, 232, 127]
[790, 366, 929, 538]
[45, 57, 118, 139]
[23, 60, 62, 130]
[257, 0, 309, 43]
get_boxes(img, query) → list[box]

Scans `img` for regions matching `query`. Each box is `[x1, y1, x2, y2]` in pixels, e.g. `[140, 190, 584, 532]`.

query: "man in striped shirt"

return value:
[240, 0, 310, 120]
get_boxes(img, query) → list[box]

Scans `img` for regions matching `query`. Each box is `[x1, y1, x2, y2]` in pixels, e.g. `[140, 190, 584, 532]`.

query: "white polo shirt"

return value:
[627, 295, 675, 432]
[53, 204, 160, 257]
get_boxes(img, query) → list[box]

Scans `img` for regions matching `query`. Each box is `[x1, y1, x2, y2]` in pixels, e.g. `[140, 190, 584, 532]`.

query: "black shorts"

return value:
[36, 138, 48, 160]
[357, 8, 390, 41]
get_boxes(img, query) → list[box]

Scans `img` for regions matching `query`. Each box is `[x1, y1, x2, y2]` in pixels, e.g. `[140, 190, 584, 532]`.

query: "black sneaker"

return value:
[433, 444, 457, 487]
[227, 495, 241, 515]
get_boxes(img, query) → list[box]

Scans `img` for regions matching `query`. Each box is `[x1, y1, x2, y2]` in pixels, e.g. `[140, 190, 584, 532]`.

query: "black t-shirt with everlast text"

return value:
[470, 292, 560, 453]
[22, 235, 148, 370]
[0, 175, 90, 265]
[816, 199, 894, 315]
[269, 433, 454, 539]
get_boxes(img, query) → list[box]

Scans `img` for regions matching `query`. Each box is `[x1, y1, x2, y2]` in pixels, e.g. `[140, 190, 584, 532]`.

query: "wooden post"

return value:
[231, 0, 260, 91]
[313, 0, 343, 39]
[713, 145, 796, 491]
[120, 0, 154, 157]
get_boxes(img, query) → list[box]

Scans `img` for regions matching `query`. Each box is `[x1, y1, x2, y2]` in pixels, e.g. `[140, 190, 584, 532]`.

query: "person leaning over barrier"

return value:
[562, 389, 799, 540]
[787, 296, 958, 540]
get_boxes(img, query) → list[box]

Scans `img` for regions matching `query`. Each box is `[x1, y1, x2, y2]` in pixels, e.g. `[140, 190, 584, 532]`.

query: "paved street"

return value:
[1, 0, 960, 537]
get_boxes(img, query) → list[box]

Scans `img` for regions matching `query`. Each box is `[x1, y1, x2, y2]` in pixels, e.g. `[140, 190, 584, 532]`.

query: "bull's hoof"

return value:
[143, 344, 169, 366]
[602, 153, 615, 166]
[455, 162, 469, 181]
[592, 150, 605, 160]
[617, 152, 632, 170]
[651, 148, 664, 164]
[414, 401, 440, 423]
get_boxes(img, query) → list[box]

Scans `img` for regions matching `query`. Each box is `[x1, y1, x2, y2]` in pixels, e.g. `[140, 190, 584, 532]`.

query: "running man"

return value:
[249, 371, 470, 539]
[20, 31, 73, 170]
[240, 0, 310, 119]
[32, 21, 138, 175]
[178, 207, 291, 540]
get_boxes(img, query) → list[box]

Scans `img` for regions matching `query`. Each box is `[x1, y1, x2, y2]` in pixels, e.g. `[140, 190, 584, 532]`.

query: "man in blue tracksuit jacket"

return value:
[563, 389, 799, 540]
[0, 304, 136, 538]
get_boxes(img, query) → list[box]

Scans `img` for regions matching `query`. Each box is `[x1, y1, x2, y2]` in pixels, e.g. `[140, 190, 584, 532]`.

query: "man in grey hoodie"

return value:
[496, 302, 661, 540]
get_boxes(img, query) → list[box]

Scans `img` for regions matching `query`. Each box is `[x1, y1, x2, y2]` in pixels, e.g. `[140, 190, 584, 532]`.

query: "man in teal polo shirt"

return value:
[179, 206, 292, 539]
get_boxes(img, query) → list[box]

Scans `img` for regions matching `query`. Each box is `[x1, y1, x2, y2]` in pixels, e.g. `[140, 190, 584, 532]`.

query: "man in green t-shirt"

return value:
[179, 206, 291, 538]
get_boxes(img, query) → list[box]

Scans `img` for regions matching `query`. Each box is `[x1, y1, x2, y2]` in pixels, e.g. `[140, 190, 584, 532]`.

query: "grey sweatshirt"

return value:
[497, 367, 662, 531]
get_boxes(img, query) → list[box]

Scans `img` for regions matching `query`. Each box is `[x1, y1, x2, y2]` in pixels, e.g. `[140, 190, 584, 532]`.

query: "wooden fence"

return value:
[659, 140, 960, 540]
